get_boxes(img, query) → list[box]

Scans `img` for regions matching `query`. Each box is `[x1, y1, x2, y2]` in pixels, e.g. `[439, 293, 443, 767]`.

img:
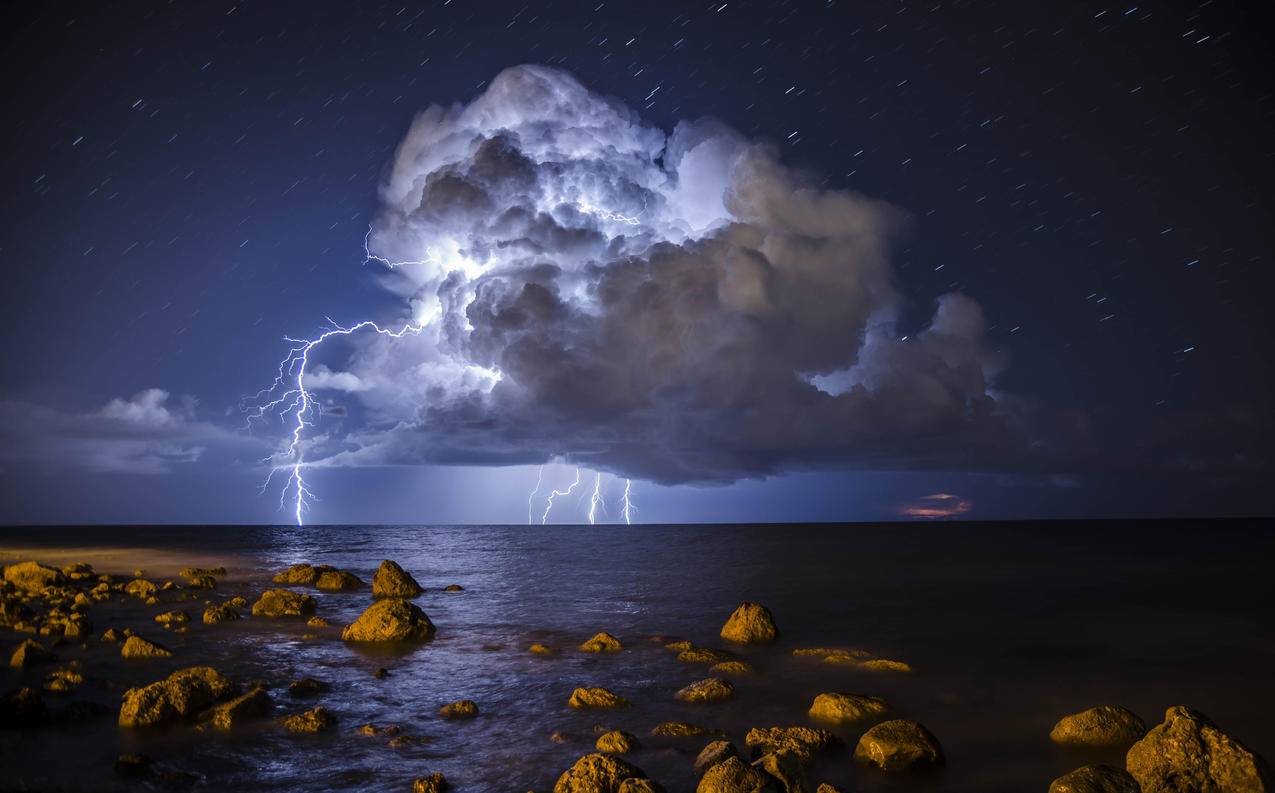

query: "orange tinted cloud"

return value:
[899, 493, 972, 518]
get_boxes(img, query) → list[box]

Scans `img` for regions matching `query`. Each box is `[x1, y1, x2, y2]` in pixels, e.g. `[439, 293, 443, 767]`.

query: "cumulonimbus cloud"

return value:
[303, 64, 1040, 484]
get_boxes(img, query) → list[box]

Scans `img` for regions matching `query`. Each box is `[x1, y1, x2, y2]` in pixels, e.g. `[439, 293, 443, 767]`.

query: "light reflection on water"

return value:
[1, 521, 1273, 792]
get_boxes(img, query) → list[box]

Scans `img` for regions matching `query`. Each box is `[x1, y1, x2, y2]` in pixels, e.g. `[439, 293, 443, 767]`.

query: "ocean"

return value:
[1, 520, 1272, 791]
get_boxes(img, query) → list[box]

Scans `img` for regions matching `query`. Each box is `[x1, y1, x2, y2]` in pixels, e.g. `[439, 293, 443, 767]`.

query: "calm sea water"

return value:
[1, 521, 1272, 792]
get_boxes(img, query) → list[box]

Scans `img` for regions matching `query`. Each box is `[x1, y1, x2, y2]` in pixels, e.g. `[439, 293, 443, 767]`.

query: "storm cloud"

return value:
[309, 65, 1035, 484]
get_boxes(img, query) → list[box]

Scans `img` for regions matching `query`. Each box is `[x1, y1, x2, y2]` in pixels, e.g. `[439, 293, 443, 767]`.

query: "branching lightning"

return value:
[587, 471, 606, 525]
[622, 478, 635, 525]
[245, 317, 423, 526]
[540, 467, 582, 525]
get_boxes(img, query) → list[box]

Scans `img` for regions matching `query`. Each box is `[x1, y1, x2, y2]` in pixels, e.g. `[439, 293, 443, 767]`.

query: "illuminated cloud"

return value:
[297, 64, 1035, 484]
[899, 493, 973, 519]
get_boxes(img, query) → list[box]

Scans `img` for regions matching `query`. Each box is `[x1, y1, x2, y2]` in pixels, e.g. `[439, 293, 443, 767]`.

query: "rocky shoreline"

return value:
[2, 556, 1272, 792]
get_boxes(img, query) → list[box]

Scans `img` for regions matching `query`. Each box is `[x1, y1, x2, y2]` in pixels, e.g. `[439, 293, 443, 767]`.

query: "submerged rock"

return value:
[851, 658, 913, 672]
[696, 756, 779, 793]
[3, 561, 65, 592]
[202, 603, 241, 624]
[1125, 705, 1271, 793]
[185, 575, 217, 590]
[1049, 765, 1141, 793]
[357, 722, 401, 736]
[251, 589, 317, 618]
[852, 719, 943, 772]
[280, 705, 337, 733]
[121, 635, 173, 659]
[530, 643, 556, 655]
[272, 564, 328, 586]
[597, 730, 642, 754]
[675, 678, 735, 704]
[580, 632, 623, 652]
[443, 584, 464, 592]
[411, 772, 449, 793]
[719, 602, 777, 644]
[653, 721, 721, 738]
[553, 753, 651, 793]
[708, 661, 752, 675]
[10, 639, 55, 668]
[439, 699, 479, 719]
[306, 616, 330, 627]
[678, 647, 735, 664]
[341, 598, 436, 642]
[372, 560, 424, 598]
[114, 754, 154, 778]
[154, 609, 190, 626]
[179, 566, 226, 579]
[288, 677, 331, 696]
[807, 692, 889, 726]
[119, 667, 237, 728]
[226, 596, 249, 609]
[315, 570, 364, 591]
[204, 686, 271, 730]
[44, 666, 84, 692]
[1050, 705, 1146, 748]
[569, 687, 630, 709]
[693, 741, 739, 775]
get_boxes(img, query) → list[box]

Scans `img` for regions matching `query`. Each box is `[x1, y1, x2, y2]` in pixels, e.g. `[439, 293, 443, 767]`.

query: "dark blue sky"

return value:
[1, 0, 1271, 525]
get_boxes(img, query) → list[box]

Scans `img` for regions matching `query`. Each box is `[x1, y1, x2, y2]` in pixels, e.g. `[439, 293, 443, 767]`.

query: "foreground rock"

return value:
[341, 598, 436, 642]
[693, 741, 739, 775]
[1049, 765, 1140, 793]
[3, 561, 65, 592]
[696, 757, 778, 793]
[280, 706, 336, 733]
[372, 560, 424, 598]
[204, 686, 271, 730]
[411, 773, 449, 793]
[675, 678, 735, 703]
[853, 719, 943, 772]
[553, 753, 652, 793]
[580, 632, 623, 652]
[1126, 706, 1271, 793]
[439, 699, 478, 719]
[119, 667, 237, 727]
[808, 692, 889, 725]
[121, 635, 173, 659]
[569, 687, 629, 709]
[719, 602, 777, 644]
[1050, 705, 1146, 747]
[597, 730, 641, 754]
[251, 589, 317, 618]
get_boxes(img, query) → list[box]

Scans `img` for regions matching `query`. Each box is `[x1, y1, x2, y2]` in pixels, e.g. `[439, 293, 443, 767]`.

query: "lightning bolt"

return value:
[246, 317, 423, 526]
[527, 465, 544, 526]
[587, 471, 606, 525]
[622, 478, 635, 525]
[361, 229, 440, 270]
[540, 467, 581, 525]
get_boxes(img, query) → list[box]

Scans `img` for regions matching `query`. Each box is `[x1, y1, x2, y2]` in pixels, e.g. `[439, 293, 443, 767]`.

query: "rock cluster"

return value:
[118, 667, 237, 728]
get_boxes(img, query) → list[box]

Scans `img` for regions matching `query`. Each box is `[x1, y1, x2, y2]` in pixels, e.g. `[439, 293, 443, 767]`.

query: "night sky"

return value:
[1, 0, 1271, 525]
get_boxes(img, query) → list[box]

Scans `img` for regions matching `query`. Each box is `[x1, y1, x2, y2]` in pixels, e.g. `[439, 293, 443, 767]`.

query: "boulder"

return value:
[3, 561, 65, 592]
[203, 604, 241, 624]
[372, 560, 424, 598]
[675, 678, 735, 703]
[439, 699, 479, 719]
[306, 616, 330, 627]
[1126, 705, 1271, 793]
[696, 756, 779, 793]
[569, 687, 630, 709]
[597, 730, 642, 754]
[1050, 705, 1146, 748]
[154, 609, 190, 626]
[709, 661, 752, 675]
[719, 602, 777, 644]
[121, 635, 173, 659]
[272, 564, 329, 586]
[1049, 764, 1141, 793]
[340, 598, 436, 642]
[179, 566, 226, 579]
[745, 727, 837, 758]
[10, 639, 55, 668]
[757, 748, 809, 793]
[581, 632, 623, 652]
[119, 667, 237, 727]
[653, 721, 720, 738]
[694, 741, 739, 775]
[288, 677, 331, 696]
[412, 773, 449, 793]
[807, 693, 889, 726]
[315, 570, 364, 591]
[251, 589, 317, 618]
[443, 584, 463, 592]
[124, 578, 158, 599]
[852, 719, 943, 772]
[678, 647, 735, 664]
[553, 753, 650, 793]
[226, 596, 249, 609]
[44, 667, 83, 692]
[204, 686, 270, 729]
[279, 705, 336, 733]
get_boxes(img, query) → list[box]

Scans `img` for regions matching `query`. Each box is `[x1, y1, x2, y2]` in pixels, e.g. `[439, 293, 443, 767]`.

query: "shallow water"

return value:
[1, 520, 1273, 792]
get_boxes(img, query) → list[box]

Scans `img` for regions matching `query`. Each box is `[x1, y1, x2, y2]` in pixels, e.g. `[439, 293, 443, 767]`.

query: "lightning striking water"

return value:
[527, 466, 544, 526]
[587, 471, 606, 525]
[622, 478, 635, 525]
[246, 317, 423, 526]
[540, 467, 582, 525]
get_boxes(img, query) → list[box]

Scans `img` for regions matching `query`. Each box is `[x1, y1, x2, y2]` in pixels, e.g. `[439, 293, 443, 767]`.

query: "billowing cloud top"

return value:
[319, 65, 1017, 484]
